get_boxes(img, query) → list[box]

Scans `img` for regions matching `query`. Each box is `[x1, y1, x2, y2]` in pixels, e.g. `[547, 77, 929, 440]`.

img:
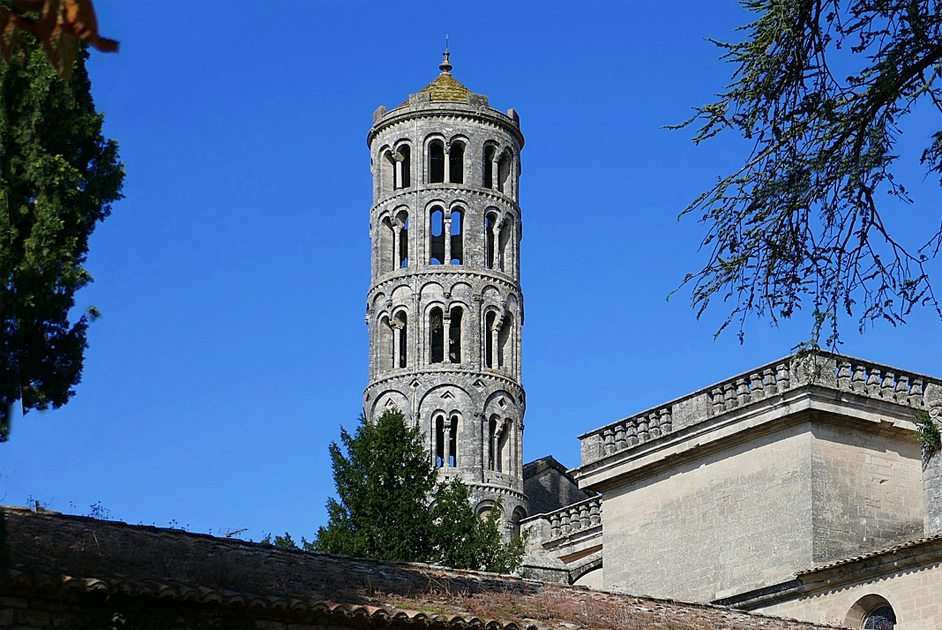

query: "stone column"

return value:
[925, 384, 942, 535]
[444, 215, 452, 264]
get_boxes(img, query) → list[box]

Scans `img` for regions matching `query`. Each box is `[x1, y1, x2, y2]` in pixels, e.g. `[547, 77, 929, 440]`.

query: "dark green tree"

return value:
[313, 409, 524, 573]
[678, 0, 942, 346]
[0, 34, 124, 440]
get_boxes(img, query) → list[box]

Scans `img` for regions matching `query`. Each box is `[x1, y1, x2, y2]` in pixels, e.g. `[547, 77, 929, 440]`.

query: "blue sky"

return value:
[2, 1, 939, 541]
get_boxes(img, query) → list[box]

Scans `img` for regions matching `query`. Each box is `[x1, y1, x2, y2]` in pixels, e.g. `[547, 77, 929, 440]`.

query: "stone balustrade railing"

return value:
[539, 497, 602, 541]
[589, 407, 674, 460]
[579, 351, 941, 467]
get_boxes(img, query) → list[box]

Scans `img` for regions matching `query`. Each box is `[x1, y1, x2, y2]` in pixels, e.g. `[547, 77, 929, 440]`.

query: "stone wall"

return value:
[601, 423, 816, 602]
[809, 421, 923, 562]
[598, 415, 923, 602]
[754, 557, 942, 629]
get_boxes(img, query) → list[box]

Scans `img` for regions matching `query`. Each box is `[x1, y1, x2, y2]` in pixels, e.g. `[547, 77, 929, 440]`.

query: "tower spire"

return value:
[440, 36, 452, 74]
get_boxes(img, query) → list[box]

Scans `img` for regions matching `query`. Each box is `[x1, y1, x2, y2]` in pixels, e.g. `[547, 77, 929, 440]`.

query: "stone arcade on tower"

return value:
[363, 53, 528, 533]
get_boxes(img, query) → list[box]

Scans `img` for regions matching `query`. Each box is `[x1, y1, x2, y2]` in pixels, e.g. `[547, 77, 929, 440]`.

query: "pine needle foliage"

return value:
[0, 33, 123, 440]
[313, 409, 524, 573]
[676, 0, 942, 347]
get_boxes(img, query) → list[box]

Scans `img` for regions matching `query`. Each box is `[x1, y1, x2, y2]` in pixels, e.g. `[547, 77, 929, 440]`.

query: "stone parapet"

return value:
[579, 351, 942, 468]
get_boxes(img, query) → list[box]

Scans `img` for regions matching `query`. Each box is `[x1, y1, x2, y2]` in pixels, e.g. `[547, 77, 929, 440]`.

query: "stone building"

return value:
[359, 55, 942, 629]
[522, 352, 942, 629]
[363, 52, 527, 532]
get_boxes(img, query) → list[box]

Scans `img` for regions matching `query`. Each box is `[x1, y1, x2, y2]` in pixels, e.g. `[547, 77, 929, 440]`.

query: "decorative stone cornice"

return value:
[372, 185, 520, 213]
[578, 351, 941, 469]
[369, 107, 523, 147]
[368, 270, 520, 300]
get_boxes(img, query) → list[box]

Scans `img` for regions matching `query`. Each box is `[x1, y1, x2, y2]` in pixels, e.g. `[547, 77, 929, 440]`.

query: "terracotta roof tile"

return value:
[796, 533, 942, 575]
[3, 507, 834, 630]
[418, 72, 473, 103]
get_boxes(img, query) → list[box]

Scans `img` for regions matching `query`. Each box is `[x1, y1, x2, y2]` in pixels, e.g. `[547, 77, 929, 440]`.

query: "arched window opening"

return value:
[449, 142, 464, 184]
[485, 213, 498, 270]
[429, 141, 445, 183]
[448, 414, 458, 466]
[429, 307, 444, 363]
[434, 414, 445, 467]
[498, 315, 513, 369]
[393, 311, 408, 368]
[846, 595, 897, 630]
[395, 210, 409, 269]
[487, 415, 501, 471]
[395, 145, 411, 188]
[382, 150, 395, 193]
[435, 414, 457, 467]
[378, 315, 394, 373]
[498, 151, 512, 193]
[450, 208, 463, 264]
[429, 207, 445, 264]
[483, 145, 496, 188]
[484, 311, 497, 368]
[498, 217, 512, 272]
[498, 419, 511, 473]
[448, 306, 462, 363]
[379, 216, 395, 275]
[862, 605, 896, 629]
[511, 507, 527, 537]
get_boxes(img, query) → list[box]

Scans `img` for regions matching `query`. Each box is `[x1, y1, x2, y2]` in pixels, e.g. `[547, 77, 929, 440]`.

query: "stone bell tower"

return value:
[363, 52, 528, 533]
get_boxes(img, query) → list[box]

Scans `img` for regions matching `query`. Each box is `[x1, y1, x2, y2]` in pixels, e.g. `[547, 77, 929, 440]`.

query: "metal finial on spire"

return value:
[440, 35, 452, 73]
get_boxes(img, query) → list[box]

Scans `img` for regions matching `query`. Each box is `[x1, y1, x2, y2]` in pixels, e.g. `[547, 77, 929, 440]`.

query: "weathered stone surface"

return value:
[364, 58, 528, 529]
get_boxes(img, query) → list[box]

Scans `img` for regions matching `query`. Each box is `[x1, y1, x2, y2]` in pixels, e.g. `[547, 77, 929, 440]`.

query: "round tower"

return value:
[364, 53, 527, 533]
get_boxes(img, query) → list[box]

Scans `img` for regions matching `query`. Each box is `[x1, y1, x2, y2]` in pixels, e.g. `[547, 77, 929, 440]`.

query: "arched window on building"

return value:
[395, 145, 411, 189]
[382, 150, 395, 193]
[498, 418, 512, 472]
[429, 206, 445, 265]
[498, 216, 512, 273]
[448, 306, 462, 363]
[379, 216, 395, 275]
[498, 314, 513, 370]
[863, 605, 896, 629]
[485, 212, 499, 270]
[435, 413, 457, 467]
[450, 208, 463, 265]
[429, 140, 445, 183]
[497, 150, 512, 194]
[487, 415, 512, 473]
[393, 310, 408, 368]
[449, 142, 464, 184]
[511, 506, 527, 537]
[395, 209, 409, 269]
[484, 310, 497, 368]
[378, 315, 394, 373]
[429, 307, 444, 364]
[483, 145, 496, 189]
[846, 595, 897, 630]
[487, 415, 501, 471]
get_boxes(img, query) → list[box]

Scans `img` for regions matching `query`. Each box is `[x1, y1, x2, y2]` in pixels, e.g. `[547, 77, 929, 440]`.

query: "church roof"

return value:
[398, 52, 474, 107]
[4, 507, 835, 630]
[417, 70, 473, 103]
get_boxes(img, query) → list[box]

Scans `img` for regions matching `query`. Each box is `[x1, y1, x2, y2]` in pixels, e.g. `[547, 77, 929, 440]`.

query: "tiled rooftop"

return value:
[417, 72, 473, 103]
[2, 507, 836, 630]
